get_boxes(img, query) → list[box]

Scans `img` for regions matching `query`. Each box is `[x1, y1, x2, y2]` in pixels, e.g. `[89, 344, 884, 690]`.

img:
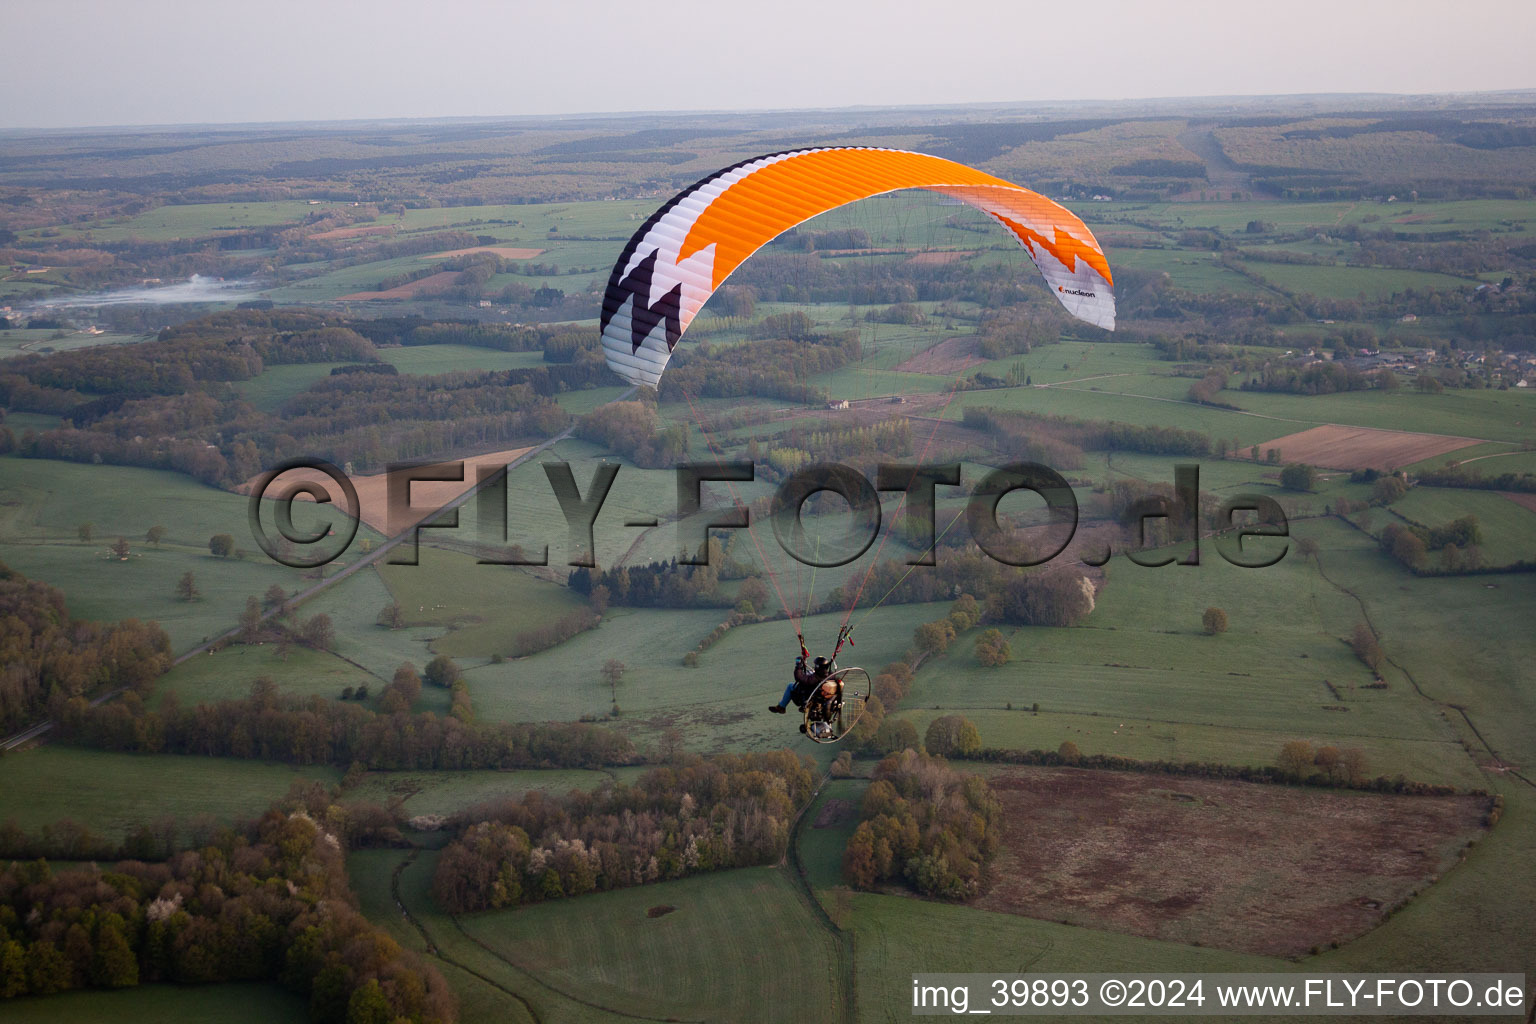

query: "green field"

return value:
[1239, 260, 1478, 300]
[0, 457, 374, 651]
[284, 563, 450, 687]
[1, 983, 306, 1024]
[0, 746, 338, 841]
[848, 890, 1278, 1021]
[1087, 198, 1536, 236]
[348, 849, 540, 1024]
[151, 644, 380, 708]
[1109, 246, 1276, 295]
[1449, 449, 1536, 476]
[378, 344, 548, 375]
[234, 361, 348, 411]
[1383, 485, 1536, 567]
[463, 603, 933, 754]
[456, 866, 843, 1024]
[22, 200, 326, 243]
[0, 328, 149, 360]
[939, 359, 1536, 451]
[343, 767, 626, 819]
[889, 517, 1476, 787]
[377, 548, 589, 659]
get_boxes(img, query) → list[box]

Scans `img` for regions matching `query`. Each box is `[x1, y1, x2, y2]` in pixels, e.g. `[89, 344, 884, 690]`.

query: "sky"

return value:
[3, 0, 1534, 130]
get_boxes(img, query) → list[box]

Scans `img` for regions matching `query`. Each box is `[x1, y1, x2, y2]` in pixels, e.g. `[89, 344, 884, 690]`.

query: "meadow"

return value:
[1238, 260, 1478, 300]
[1379, 485, 1536, 568]
[462, 602, 933, 754]
[150, 644, 380, 708]
[376, 548, 589, 659]
[0, 455, 373, 650]
[0, 328, 148, 359]
[347, 849, 541, 1024]
[348, 846, 847, 1024]
[1, 984, 306, 1024]
[454, 866, 844, 1024]
[888, 517, 1479, 788]
[1087, 197, 1536, 236]
[0, 746, 338, 841]
[340, 767, 638, 820]
[378, 344, 548, 375]
[233, 360, 347, 411]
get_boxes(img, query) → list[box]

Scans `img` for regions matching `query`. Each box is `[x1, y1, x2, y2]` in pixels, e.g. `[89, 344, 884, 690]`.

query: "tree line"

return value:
[1415, 465, 1536, 494]
[431, 750, 815, 913]
[53, 679, 637, 771]
[961, 406, 1212, 458]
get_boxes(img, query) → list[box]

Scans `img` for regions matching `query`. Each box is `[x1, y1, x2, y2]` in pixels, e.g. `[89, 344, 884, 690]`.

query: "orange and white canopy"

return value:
[600, 147, 1115, 388]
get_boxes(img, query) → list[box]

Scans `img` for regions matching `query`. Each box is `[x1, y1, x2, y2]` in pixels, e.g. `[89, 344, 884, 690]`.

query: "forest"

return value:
[0, 803, 455, 1023]
[0, 560, 171, 734]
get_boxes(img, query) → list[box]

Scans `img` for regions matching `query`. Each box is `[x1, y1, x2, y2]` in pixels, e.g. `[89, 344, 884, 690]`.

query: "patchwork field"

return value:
[6, 106, 1536, 1024]
[978, 766, 1487, 957]
[1259, 423, 1479, 470]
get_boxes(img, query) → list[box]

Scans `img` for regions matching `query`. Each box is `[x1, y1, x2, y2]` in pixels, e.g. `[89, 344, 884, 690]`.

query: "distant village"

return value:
[1289, 335, 1536, 388]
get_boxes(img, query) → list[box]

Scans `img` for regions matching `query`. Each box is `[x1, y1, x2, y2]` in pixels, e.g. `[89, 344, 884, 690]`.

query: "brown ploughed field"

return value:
[1257, 424, 1477, 471]
[978, 766, 1486, 956]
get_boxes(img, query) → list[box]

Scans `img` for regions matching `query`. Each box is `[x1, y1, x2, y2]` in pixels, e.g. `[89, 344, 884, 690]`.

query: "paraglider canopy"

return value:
[599, 146, 1116, 388]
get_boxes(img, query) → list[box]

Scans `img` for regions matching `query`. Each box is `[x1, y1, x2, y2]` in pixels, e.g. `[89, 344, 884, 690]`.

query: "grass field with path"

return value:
[457, 866, 842, 1024]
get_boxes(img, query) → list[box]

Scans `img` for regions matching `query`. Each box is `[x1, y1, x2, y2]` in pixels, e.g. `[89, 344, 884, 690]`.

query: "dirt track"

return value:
[428, 246, 545, 260]
[339, 271, 461, 301]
